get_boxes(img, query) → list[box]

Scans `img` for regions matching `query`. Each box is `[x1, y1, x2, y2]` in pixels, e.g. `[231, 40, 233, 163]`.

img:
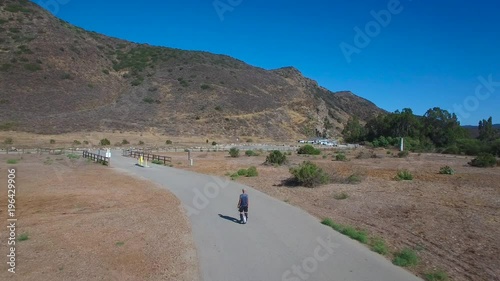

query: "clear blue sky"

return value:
[32, 0, 500, 125]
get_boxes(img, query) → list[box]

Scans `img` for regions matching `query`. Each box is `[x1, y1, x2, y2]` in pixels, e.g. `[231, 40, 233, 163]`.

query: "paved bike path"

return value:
[111, 152, 422, 281]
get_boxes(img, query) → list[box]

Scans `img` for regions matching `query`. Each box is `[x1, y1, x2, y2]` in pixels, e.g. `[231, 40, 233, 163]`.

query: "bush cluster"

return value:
[297, 144, 321, 155]
[335, 153, 347, 161]
[468, 153, 497, 167]
[439, 166, 455, 175]
[396, 170, 413, 180]
[289, 161, 329, 188]
[265, 150, 287, 165]
[229, 147, 240, 158]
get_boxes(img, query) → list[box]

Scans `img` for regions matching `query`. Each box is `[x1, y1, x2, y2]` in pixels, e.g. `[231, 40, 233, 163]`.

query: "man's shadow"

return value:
[218, 214, 241, 224]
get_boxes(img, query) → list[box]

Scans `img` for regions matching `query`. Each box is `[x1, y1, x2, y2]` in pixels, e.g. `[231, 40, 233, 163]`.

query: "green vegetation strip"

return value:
[321, 218, 368, 244]
[320, 217, 450, 279]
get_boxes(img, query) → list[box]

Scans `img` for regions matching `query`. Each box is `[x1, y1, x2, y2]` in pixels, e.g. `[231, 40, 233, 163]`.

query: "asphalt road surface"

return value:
[111, 152, 423, 281]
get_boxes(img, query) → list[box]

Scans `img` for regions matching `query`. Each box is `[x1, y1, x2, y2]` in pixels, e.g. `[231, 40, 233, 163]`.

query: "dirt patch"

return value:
[0, 154, 199, 281]
[167, 148, 500, 281]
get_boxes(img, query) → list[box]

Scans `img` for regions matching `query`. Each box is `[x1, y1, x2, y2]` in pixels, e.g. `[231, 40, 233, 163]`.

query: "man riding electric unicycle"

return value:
[237, 189, 249, 224]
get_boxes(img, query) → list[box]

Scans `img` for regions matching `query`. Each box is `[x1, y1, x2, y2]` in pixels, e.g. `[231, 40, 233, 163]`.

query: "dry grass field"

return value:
[1, 132, 499, 281]
[168, 147, 500, 281]
[0, 154, 199, 281]
[0, 131, 278, 149]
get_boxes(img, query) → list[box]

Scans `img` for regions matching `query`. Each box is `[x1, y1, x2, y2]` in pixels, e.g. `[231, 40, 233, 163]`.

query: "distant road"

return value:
[111, 151, 423, 281]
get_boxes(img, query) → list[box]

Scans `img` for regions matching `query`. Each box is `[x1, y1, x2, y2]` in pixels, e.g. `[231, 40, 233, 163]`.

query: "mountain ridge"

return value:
[0, 0, 385, 139]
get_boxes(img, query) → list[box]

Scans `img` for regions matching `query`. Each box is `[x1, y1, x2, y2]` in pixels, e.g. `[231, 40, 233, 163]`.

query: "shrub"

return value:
[393, 248, 419, 267]
[73, 140, 81, 145]
[60, 73, 72, 80]
[237, 168, 247, 176]
[0, 63, 12, 72]
[143, 97, 154, 103]
[468, 153, 497, 167]
[439, 166, 455, 175]
[455, 138, 486, 156]
[341, 226, 368, 244]
[289, 161, 329, 188]
[335, 153, 347, 161]
[298, 144, 321, 155]
[6, 4, 32, 13]
[83, 140, 89, 145]
[245, 150, 256, 156]
[67, 154, 80, 160]
[490, 139, 500, 157]
[18, 233, 29, 241]
[7, 159, 18, 164]
[151, 160, 164, 165]
[4, 137, 13, 144]
[138, 140, 145, 145]
[166, 140, 172, 145]
[322, 218, 367, 243]
[212, 141, 217, 146]
[265, 150, 287, 165]
[200, 84, 210, 90]
[246, 138, 253, 143]
[370, 238, 388, 255]
[396, 170, 413, 180]
[230, 172, 240, 180]
[49, 139, 56, 144]
[246, 166, 258, 177]
[229, 147, 240, 158]
[320, 218, 333, 226]
[346, 174, 362, 184]
[372, 136, 390, 148]
[424, 270, 449, 281]
[122, 139, 129, 145]
[398, 150, 409, 158]
[24, 63, 42, 71]
[333, 192, 348, 200]
[442, 145, 460, 155]
[131, 78, 143, 86]
[100, 138, 111, 146]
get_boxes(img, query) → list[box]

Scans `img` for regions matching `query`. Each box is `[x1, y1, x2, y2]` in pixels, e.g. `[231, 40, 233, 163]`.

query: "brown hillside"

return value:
[0, 0, 384, 139]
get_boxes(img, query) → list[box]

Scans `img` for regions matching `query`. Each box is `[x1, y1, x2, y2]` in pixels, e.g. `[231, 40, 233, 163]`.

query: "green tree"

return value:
[393, 108, 422, 137]
[422, 107, 467, 147]
[342, 116, 366, 143]
[478, 117, 498, 141]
